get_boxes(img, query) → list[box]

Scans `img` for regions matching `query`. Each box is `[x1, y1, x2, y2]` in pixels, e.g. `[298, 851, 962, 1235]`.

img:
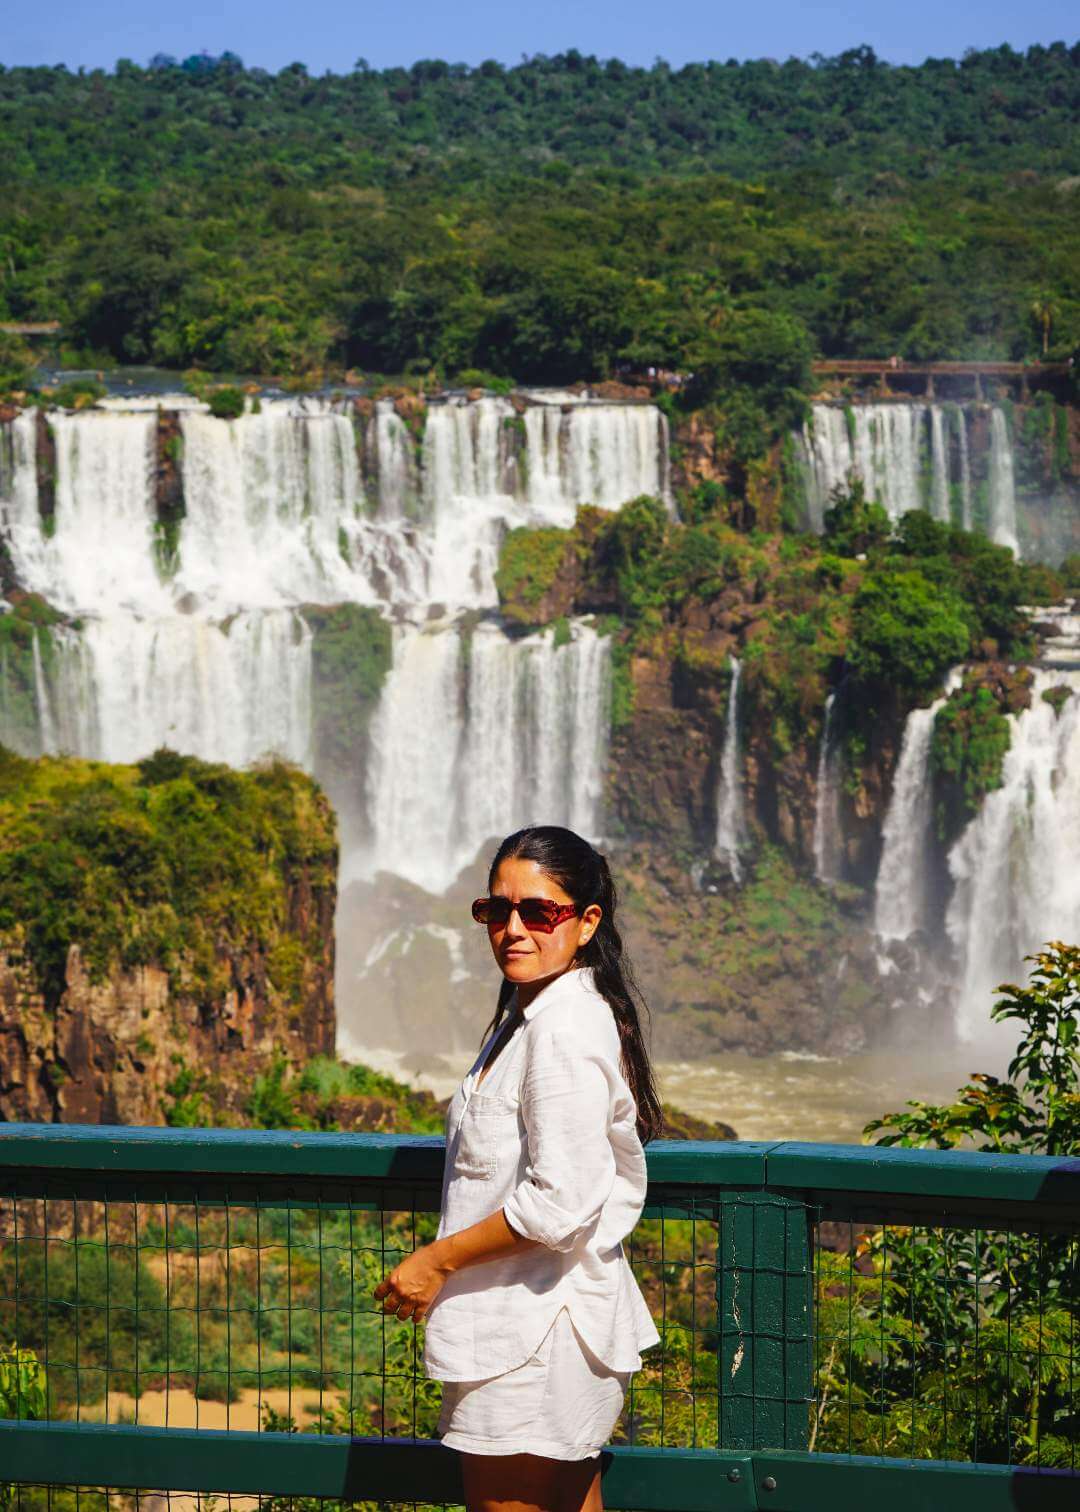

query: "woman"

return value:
[374, 824, 662, 1512]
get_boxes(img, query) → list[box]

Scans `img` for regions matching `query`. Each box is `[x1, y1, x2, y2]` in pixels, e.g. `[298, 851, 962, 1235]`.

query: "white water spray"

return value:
[715, 657, 745, 882]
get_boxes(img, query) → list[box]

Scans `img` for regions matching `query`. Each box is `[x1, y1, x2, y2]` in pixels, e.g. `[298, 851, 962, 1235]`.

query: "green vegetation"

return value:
[930, 681, 1014, 839]
[206, 385, 246, 420]
[2, 49, 1079, 443]
[496, 495, 1040, 768]
[849, 569, 970, 695]
[0, 746, 336, 1008]
[494, 525, 573, 625]
[306, 604, 393, 784]
[822, 476, 890, 558]
[1042, 683, 1074, 717]
[810, 943, 1080, 1465]
[247, 1050, 444, 1134]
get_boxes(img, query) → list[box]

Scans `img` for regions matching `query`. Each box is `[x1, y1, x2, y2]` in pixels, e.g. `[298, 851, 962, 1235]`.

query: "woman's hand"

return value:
[373, 1242, 451, 1323]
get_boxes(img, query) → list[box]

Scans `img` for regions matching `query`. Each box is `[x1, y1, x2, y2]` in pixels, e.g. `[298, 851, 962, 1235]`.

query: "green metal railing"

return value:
[0, 1125, 1078, 1510]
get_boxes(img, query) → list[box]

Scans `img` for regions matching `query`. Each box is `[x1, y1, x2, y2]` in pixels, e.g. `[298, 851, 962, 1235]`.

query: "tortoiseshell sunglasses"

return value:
[471, 896, 580, 933]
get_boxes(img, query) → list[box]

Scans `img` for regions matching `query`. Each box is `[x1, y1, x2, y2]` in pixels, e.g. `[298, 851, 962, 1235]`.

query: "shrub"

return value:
[822, 476, 890, 557]
[495, 525, 573, 623]
[206, 385, 246, 419]
[849, 568, 970, 695]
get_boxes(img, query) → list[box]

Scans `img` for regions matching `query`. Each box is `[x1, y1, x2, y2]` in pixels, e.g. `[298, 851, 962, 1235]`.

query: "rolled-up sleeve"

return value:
[503, 1028, 616, 1252]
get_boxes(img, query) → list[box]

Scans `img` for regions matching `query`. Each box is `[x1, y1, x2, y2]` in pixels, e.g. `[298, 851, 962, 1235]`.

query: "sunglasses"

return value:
[471, 896, 580, 934]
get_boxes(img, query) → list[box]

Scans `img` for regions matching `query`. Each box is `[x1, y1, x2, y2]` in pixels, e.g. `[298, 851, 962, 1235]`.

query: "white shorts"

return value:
[436, 1307, 630, 1461]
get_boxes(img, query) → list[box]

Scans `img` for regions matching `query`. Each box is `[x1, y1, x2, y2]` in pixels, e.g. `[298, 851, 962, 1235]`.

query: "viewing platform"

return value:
[811, 358, 1072, 401]
[1, 1124, 1077, 1508]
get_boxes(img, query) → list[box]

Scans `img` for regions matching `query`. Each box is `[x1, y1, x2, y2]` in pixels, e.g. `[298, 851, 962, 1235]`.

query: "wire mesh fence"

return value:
[0, 1132, 1078, 1505]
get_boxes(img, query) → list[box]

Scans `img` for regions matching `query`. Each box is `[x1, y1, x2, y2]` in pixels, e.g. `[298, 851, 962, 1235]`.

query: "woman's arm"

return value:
[374, 1209, 537, 1321]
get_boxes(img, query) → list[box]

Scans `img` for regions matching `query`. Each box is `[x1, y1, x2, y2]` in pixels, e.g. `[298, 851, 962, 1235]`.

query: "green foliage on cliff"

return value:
[822, 477, 890, 557]
[0, 747, 337, 1008]
[307, 604, 393, 781]
[246, 1050, 444, 1134]
[930, 683, 1013, 837]
[849, 569, 971, 695]
[494, 526, 573, 625]
[206, 385, 246, 420]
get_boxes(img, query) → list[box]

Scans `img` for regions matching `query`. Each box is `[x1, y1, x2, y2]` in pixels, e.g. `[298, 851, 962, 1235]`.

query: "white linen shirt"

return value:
[423, 967, 660, 1382]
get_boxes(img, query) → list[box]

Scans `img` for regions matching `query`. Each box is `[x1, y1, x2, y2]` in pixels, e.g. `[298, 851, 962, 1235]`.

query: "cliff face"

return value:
[0, 751, 337, 1126]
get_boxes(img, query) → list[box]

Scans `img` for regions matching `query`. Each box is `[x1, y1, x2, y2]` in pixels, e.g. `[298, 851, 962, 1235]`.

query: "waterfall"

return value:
[929, 409, 950, 523]
[987, 409, 1019, 555]
[4, 410, 164, 615]
[715, 657, 745, 882]
[0, 409, 42, 594]
[420, 397, 517, 610]
[31, 632, 58, 753]
[956, 409, 973, 531]
[177, 400, 379, 611]
[372, 400, 420, 521]
[796, 403, 1019, 546]
[812, 693, 840, 884]
[524, 398, 670, 517]
[874, 672, 960, 941]
[946, 656, 1080, 1040]
[49, 610, 313, 768]
[364, 620, 611, 894]
[797, 404, 929, 528]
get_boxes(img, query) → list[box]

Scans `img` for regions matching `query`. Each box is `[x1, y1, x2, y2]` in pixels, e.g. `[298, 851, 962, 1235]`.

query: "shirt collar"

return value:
[519, 966, 596, 1022]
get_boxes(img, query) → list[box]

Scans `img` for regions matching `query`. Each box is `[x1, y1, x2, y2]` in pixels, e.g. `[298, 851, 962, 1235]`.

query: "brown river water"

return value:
[358, 1041, 1010, 1145]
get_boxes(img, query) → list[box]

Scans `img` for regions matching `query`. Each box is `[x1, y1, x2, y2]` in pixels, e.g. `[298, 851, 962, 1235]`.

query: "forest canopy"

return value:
[1, 45, 1078, 391]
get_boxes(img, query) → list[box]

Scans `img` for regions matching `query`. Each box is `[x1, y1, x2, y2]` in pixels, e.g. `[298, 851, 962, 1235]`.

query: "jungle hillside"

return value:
[1, 44, 1079, 410]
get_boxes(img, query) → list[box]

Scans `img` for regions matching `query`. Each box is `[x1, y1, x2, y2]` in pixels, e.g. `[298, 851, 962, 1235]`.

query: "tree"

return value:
[849, 567, 970, 694]
[822, 475, 890, 557]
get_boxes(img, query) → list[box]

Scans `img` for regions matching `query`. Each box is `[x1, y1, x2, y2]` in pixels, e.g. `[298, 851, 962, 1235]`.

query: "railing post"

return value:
[717, 1193, 812, 1451]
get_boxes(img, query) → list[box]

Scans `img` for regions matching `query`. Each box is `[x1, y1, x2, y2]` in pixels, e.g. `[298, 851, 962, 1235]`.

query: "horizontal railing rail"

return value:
[1, 1126, 1077, 1508]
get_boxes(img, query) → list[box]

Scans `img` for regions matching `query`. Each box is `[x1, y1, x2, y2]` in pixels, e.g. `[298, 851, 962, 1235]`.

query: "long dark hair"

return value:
[482, 825, 663, 1143]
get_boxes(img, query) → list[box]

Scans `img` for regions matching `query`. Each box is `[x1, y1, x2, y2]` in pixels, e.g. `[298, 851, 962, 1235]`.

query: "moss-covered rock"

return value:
[930, 668, 1029, 843]
[0, 748, 337, 1125]
[495, 525, 577, 628]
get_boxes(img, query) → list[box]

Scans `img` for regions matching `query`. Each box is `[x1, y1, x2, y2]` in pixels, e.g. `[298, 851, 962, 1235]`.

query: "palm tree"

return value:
[1031, 292, 1055, 358]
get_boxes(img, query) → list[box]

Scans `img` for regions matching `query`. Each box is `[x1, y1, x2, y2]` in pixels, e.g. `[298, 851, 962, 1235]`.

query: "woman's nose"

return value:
[504, 906, 527, 938]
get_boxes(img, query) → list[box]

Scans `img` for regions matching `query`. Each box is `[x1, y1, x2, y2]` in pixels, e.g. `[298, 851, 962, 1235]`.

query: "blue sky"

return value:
[2, 0, 1077, 73]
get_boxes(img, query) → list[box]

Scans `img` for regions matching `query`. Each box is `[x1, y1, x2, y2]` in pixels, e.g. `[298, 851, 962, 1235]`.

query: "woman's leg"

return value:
[460, 1450, 603, 1512]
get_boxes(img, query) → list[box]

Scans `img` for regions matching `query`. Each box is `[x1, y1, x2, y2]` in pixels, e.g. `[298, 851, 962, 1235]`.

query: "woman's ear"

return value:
[577, 904, 602, 949]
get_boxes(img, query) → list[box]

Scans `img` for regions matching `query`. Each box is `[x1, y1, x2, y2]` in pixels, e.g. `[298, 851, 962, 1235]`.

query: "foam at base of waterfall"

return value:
[946, 667, 1080, 1041]
[363, 620, 612, 894]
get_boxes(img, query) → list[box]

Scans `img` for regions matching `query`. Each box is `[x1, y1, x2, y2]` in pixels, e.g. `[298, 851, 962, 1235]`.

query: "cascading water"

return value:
[796, 403, 1018, 547]
[48, 611, 313, 769]
[873, 673, 960, 942]
[0, 391, 652, 1056]
[363, 620, 611, 895]
[987, 409, 1020, 555]
[956, 409, 973, 531]
[946, 622, 1080, 1040]
[715, 657, 745, 882]
[929, 409, 950, 523]
[812, 693, 840, 884]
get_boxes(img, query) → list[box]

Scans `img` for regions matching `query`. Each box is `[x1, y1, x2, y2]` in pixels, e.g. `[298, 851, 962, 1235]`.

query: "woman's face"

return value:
[486, 858, 601, 1000]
